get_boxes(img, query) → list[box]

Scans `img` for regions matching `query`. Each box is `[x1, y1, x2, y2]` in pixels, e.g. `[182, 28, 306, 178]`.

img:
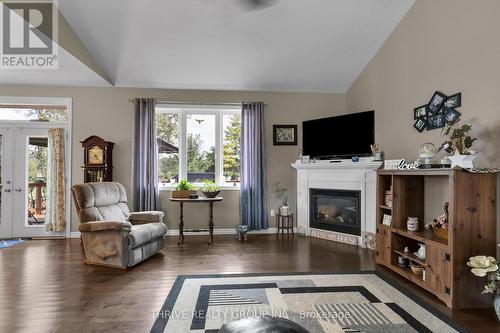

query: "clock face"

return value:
[88, 146, 104, 164]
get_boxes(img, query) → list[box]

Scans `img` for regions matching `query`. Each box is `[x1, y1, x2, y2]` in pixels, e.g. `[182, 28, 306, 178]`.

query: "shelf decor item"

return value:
[467, 255, 500, 320]
[201, 180, 220, 198]
[273, 182, 290, 216]
[407, 217, 419, 231]
[427, 202, 449, 240]
[410, 262, 424, 276]
[438, 120, 478, 169]
[80, 135, 114, 183]
[172, 179, 197, 198]
[384, 186, 393, 208]
[382, 214, 392, 226]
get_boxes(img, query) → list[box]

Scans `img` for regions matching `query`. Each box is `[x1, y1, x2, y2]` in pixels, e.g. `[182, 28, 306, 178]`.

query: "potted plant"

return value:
[273, 182, 290, 216]
[171, 179, 197, 198]
[201, 180, 220, 198]
[437, 120, 478, 168]
[467, 255, 500, 320]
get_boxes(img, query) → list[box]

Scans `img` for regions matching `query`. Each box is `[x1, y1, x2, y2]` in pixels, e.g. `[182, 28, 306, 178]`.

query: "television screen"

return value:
[302, 110, 374, 159]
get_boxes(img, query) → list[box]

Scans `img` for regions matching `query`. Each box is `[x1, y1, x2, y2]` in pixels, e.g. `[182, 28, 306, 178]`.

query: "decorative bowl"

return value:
[410, 263, 424, 276]
[432, 225, 448, 240]
[201, 190, 220, 198]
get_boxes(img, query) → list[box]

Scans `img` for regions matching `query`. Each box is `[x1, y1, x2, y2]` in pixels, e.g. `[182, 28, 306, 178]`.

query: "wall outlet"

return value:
[270, 209, 275, 217]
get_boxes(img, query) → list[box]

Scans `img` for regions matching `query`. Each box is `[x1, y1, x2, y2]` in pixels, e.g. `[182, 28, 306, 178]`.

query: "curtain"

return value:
[240, 102, 268, 230]
[132, 98, 160, 211]
[45, 128, 66, 232]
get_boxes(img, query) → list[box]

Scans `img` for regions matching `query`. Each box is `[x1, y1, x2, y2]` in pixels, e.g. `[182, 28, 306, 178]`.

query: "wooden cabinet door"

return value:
[376, 226, 391, 265]
[425, 242, 451, 302]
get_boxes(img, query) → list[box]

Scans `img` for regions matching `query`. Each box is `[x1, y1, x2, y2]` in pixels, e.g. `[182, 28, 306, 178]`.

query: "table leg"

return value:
[208, 202, 214, 245]
[178, 202, 184, 246]
[291, 214, 294, 236]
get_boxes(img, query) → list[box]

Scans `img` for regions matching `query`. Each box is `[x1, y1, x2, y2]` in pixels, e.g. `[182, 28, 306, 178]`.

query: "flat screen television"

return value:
[302, 110, 374, 159]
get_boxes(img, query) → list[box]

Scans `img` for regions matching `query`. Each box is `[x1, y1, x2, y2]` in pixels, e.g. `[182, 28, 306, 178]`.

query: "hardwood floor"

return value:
[0, 235, 498, 333]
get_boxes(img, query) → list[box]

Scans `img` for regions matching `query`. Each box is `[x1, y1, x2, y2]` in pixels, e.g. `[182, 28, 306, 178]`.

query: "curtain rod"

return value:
[128, 99, 267, 107]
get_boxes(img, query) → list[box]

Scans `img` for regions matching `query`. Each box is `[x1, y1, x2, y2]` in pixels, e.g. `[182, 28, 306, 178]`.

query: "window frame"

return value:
[156, 104, 241, 190]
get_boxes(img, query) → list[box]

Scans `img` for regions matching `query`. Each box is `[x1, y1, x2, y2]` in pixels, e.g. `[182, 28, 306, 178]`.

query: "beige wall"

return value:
[346, 0, 500, 247]
[0, 85, 345, 231]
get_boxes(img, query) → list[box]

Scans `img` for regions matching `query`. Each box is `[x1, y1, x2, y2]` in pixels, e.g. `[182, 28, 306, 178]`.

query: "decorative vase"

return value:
[279, 205, 290, 216]
[495, 294, 500, 321]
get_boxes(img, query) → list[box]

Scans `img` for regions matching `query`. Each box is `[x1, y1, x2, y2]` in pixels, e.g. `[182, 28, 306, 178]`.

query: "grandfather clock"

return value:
[81, 136, 114, 183]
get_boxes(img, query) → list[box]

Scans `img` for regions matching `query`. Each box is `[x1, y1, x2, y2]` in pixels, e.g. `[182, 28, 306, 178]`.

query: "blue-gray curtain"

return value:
[240, 102, 268, 230]
[132, 98, 160, 211]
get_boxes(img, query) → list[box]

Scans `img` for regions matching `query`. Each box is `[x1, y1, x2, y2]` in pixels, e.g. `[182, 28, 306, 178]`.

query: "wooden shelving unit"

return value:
[376, 169, 497, 309]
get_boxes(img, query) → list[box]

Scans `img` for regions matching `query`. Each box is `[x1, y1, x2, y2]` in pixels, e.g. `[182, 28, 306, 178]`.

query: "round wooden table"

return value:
[170, 197, 223, 246]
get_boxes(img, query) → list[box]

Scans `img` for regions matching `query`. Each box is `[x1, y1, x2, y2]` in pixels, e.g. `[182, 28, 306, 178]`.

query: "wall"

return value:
[346, 0, 500, 247]
[0, 85, 345, 231]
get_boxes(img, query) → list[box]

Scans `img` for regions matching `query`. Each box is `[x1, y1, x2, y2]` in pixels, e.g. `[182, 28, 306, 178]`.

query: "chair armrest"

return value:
[79, 221, 132, 232]
[128, 211, 164, 224]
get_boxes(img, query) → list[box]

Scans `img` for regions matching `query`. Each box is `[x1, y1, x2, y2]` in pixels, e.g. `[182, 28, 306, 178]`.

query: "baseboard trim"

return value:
[70, 228, 284, 238]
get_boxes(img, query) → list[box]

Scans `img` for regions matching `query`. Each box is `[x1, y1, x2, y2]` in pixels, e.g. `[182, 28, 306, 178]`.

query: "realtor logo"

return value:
[1, 0, 58, 69]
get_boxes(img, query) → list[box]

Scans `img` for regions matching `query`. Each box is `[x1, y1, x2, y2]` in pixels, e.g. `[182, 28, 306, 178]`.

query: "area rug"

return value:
[0, 238, 25, 249]
[150, 271, 467, 333]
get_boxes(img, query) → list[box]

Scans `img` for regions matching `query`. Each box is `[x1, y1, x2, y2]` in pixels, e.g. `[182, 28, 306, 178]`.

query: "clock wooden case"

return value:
[81, 136, 114, 183]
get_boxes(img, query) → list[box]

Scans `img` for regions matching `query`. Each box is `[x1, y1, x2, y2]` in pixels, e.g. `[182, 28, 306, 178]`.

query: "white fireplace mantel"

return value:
[291, 158, 382, 247]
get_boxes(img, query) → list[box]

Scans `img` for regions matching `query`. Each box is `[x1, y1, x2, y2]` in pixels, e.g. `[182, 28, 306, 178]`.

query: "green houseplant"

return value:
[437, 120, 478, 169]
[171, 179, 197, 198]
[273, 182, 290, 216]
[201, 180, 220, 198]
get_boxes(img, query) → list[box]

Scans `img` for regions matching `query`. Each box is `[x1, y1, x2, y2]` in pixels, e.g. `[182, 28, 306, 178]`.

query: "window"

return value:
[156, 104, 241, 187]
[0, 104, 68, 121]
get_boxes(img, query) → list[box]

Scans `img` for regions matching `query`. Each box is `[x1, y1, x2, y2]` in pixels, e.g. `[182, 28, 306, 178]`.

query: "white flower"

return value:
[467, 256, 498, 277]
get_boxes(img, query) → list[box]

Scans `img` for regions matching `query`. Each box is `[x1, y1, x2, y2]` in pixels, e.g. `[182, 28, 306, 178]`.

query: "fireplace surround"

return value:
[292, 158, 382, 247]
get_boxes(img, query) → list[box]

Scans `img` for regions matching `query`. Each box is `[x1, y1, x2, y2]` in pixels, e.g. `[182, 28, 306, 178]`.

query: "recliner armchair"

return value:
[72, 182, 167, 268]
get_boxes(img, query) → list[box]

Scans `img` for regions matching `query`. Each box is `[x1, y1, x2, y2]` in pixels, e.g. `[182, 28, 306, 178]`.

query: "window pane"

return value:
[187, 114, 215, 182]
[27, 137, 47, 225]
[0, 106, 68, 121]
[156, 113, 180, 184]
[223, 114, 241, 184]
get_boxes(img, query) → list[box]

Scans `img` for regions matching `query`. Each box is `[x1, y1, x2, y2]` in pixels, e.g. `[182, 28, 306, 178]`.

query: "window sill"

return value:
[159, 185, 240, 191]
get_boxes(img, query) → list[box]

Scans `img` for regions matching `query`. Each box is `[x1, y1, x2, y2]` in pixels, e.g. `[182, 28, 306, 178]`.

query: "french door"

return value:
[0, 125, 66, 238]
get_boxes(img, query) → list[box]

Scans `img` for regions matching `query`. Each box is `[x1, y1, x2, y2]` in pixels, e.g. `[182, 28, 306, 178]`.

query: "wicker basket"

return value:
[432, 226, 448, 240]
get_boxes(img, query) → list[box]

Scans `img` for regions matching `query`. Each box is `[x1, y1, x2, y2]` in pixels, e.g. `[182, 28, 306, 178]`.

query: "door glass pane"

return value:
[156, 113, 180, 184]
[223, 114, 241, 185]
[0, 134, 2, 225]
[27, 137, 47, 226]
[186, 114, 216, 182]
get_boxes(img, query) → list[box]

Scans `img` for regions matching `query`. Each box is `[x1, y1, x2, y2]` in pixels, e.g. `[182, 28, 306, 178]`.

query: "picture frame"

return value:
[413, 118, 427, 133]
[382, 214, 392, 227]
[413, 105, 427, 119]
[273, 125, 297, 145]
[426, 113, 445, 130]
[445, 92, 461, 108]
[426, 91, 447, 115]
[443, 107, 461, 125]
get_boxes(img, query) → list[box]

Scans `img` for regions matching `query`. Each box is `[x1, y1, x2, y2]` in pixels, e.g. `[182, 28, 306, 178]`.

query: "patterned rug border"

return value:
[150, 270, 469, 333]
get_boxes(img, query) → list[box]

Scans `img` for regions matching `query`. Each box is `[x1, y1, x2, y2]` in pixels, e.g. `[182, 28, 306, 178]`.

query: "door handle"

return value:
[14, 188, 22, 192]
[3, 188, 11, 192]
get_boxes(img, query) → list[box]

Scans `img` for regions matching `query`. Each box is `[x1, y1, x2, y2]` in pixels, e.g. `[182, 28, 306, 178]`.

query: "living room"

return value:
[0, 0, 499, 332]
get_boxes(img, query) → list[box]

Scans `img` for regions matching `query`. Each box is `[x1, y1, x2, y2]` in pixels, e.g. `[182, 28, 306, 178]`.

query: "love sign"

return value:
[398, 159, 420, 170]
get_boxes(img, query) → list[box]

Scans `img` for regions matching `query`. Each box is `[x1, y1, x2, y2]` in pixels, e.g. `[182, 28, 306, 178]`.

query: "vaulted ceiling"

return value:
[1, 0, 415, 92]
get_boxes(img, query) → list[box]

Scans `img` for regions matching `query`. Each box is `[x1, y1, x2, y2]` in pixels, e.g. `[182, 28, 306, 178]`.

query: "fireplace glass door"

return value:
[310, 189, 361, 236]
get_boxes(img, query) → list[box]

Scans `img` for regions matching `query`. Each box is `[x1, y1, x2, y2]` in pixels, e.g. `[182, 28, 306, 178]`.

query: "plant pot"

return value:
[279, 205, 290, 216]
[171, 190, 197, 199]
[201, 190, 220, 198]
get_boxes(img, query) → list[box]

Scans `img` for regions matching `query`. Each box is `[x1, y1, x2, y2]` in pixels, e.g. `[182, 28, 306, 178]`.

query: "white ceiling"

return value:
[3, 0, 415, 93]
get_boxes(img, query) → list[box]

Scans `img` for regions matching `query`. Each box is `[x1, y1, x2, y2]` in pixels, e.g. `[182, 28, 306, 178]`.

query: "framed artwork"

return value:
[426, 113, 445, 130]
[382, 214, 392, 227]
[443, 107, 461, 125]
[414, 105, 427, 119]
[413, 118, 427, 133]
[273, 125, 297, 145]
[426, 91, 447, 115]
[445, 93, 461, 108]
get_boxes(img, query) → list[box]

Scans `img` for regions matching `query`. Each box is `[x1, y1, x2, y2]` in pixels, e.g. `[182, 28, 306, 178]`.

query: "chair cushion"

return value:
[128, 222, 167, 249]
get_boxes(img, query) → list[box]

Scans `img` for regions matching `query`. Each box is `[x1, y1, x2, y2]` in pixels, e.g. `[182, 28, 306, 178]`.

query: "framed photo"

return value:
[382, 214, 392, 227]
[426, 91, 447, 115]
[273, 125, 297, 145]
[413, 118, 427, 133]
[413, 105, 427, 119]
[426, 113, 445, 130]
[445, 92, 461, 108]
[443, 107, 461, 125]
